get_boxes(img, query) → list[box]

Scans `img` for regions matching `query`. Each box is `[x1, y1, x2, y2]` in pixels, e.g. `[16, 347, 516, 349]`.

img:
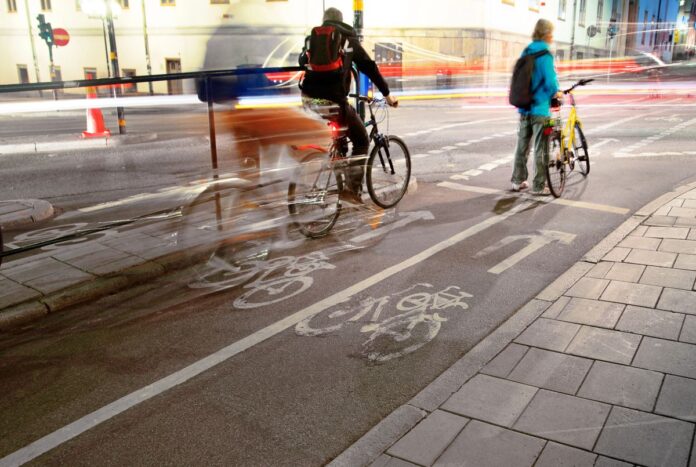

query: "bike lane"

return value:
[2, 102, 694, 465]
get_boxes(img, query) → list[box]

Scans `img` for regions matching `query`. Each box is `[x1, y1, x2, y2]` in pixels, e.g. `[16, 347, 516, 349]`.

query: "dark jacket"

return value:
[299, 20, 390, 103]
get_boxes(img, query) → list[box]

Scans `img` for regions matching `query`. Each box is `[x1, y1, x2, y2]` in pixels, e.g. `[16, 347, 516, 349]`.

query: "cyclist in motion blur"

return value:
[299, 7, 398, 205]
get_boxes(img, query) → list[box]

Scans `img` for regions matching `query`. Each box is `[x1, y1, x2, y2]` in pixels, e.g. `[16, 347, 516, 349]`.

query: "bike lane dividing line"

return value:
[437, 181, 630, 215]
[0, 200, 536, 467]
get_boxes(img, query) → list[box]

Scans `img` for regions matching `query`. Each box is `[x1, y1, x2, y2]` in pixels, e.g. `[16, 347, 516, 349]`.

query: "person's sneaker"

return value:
[340, 189, 364, 205]
[511, 181, 529, 192]
[532, 187, 551, 196]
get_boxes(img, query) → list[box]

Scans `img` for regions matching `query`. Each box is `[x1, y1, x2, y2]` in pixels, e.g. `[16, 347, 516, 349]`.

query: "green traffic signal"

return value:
[36, 13, 54, 45]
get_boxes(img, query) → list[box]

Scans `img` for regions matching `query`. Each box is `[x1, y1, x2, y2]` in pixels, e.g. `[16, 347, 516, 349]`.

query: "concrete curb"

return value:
[332, 178, 696, 466]
[0, 243, 214, 331]
[0, 199, 55, 230]
[0, 133, 160, 155]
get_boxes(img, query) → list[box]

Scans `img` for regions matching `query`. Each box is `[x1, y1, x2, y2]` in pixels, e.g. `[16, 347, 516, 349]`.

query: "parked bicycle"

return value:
[545, 78, 594, 198]
[288, 94, 411, 238]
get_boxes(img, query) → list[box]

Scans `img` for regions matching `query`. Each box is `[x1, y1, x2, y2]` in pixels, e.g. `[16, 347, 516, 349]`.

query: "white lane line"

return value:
[0, 200, 536, 467]
[585, 99, 682, 135]
[615, 151, 696, 158]
[441, 146, 457, 150]
[412, 153, 430, 159]
[478, 163, 500, 171]
[437, 182, 629, 215]
[428, 149, 445, 155]
[614, 116, 696, 158]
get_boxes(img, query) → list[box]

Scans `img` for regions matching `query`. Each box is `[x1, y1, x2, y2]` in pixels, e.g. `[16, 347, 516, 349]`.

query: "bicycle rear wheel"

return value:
[546, 136, 566, 198]
[367, 136, 411, 209]
[574, 124, 590, 176]
[288, 152, 342, 239]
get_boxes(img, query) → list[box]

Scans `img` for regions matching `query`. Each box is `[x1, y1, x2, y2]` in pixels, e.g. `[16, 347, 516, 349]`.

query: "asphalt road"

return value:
[1, 79, 696, 465]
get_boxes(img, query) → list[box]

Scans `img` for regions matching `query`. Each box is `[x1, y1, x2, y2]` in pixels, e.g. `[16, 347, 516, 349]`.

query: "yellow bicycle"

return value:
[545, 78, 594, 197]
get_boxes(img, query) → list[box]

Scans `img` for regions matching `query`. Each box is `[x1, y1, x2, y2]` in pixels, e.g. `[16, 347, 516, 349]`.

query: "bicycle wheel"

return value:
[367, 135, 411, 209]
[573, 124, 590, 176]
[546, 136, 566, 198]
[288, 152, 342, 239]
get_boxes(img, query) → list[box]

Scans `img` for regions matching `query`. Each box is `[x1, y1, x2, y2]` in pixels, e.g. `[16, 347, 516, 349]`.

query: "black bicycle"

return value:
[288, 95, 411, 238]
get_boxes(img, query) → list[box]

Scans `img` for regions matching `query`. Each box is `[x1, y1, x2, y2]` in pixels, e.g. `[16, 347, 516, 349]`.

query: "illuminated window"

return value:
[160, 0, 175, 5]
[578, 0, 586, 26]
[596, 0, 604, 30]
[7, 0, 17, 12]
[641, 10, 648, 45]
[119, 0, 129, 8]
[501, 0, 514, 5]
[558, 0, 567, 20]
[40, 0, 51, 11]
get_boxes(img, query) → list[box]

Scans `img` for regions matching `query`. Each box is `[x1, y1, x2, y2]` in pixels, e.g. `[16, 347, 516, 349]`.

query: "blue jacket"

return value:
[519, 40, 558, 117]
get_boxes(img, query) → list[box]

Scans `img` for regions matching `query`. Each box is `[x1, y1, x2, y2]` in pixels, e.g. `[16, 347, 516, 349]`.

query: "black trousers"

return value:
[339, 101, 369, 191]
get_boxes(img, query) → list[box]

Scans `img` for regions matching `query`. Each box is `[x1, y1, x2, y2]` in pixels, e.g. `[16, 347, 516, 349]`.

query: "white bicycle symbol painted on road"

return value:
[189, 250, 336, 309]
[296, 283, 473, 362]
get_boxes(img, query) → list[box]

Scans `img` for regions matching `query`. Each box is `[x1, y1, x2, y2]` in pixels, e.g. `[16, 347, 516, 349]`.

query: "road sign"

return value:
[53, 28, 70, 47]
[587, 25, 598, 38]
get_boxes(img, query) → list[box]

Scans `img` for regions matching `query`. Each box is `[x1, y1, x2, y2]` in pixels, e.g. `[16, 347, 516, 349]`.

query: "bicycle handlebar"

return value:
[563, 78, 594, 94]
[348, 94, 385, 104]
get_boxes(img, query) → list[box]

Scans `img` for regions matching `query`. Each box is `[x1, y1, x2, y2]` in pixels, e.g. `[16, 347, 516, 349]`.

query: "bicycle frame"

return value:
[559, 93, 581, 158]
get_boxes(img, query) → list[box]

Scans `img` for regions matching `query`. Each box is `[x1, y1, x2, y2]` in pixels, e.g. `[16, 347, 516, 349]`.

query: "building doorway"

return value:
[165, 58, 182, 95]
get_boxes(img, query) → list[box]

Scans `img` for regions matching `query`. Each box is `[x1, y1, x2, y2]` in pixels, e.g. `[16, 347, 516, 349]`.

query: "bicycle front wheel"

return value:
[546, 136, 566, 198]
[574, 124, 590, 176]
[367, 136, 411, 209]
[288, 152, 342, 239]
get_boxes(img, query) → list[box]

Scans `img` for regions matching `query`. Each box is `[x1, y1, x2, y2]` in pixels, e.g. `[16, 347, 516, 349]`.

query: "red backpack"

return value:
[306, 25, 346, 73]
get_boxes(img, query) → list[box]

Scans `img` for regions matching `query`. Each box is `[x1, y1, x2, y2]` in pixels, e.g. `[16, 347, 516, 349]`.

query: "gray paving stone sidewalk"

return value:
[347, 185, 696, 467]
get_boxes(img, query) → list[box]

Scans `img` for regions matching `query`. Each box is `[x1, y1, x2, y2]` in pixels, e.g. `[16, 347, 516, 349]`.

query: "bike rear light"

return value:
[328, 121, 341, 138]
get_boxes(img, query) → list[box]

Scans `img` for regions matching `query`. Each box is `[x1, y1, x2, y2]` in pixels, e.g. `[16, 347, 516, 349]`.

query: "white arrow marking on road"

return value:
[350, 211, 435, 243]
[473, 230, 576, 274]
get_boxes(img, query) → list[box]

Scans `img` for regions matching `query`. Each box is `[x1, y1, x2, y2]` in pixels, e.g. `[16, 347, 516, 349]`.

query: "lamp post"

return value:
[80, 0, 126, 134]
[141, 0, 154, 95]
[23, 0, 43, 96]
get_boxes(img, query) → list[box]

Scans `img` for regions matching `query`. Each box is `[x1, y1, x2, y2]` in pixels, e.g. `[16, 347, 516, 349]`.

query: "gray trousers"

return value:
[511, 115, 549, 192]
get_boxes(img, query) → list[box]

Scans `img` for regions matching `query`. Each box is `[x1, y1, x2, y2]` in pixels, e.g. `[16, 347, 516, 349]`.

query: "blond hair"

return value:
[532, 19, 554, 41]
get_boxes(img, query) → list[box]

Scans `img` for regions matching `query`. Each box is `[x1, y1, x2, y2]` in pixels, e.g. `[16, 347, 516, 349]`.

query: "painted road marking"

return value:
[350, 211, 435, 243]
[0, 200, 536, 467]
[473, 230, 576, 274]
[615, 151, 696, 158]
[614, 116, 696, 158]
[402, 116, 512, 137]
[437, 181, 630, 215]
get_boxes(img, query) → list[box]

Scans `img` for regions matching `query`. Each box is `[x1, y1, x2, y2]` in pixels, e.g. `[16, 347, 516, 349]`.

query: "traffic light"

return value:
[36, 14, 53, 46]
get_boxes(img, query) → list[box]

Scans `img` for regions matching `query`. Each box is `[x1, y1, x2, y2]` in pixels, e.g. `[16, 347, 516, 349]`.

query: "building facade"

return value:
[0, 0, 685, 90]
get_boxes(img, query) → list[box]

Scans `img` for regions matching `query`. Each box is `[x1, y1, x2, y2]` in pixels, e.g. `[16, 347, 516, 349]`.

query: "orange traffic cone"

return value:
[82, 85, 111, 138]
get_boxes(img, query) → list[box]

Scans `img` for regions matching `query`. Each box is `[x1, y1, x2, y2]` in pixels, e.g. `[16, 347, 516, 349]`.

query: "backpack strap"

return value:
[529, 50, 551, 99]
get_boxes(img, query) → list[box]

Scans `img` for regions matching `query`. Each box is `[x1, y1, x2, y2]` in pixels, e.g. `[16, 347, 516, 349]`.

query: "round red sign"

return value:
[53, 28, 70, 47]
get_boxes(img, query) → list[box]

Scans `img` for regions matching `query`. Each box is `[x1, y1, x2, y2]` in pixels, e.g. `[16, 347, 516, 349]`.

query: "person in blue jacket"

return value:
[511, 19, 560, 195]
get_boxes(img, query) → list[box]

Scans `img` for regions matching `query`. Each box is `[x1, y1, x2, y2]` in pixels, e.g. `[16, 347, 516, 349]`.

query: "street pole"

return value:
[141, 0, 154, 95]
[353, 0, 368, 119]
[101, 19, 111, 76]
[23, 0, 43, 97]
[105, 0, 126, 134]
[569, 0, 578, 61]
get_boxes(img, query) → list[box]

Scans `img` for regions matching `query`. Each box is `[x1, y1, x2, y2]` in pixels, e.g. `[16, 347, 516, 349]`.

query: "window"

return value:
[576, 51, 584, 59]
[160, 0, 175, 5]
[76, 0, 80, 10]
[501, 0, 514, 5]
[17, 65, 29, 84]
[40, 0, 51, 11]
[641, 10, 648, 45]
[211, 0, 229, 3]
[121, 68, 137, 93]
[119, 0, 129, 8]
[596, 0, 604, 31]
[650, 14, 656, 46]
[7, 0, 17, 12]
[529, 0, 541, 12]
[558, 0, 567, 20]
[610, 0, 620, 21]
[578, 0, 586, 26]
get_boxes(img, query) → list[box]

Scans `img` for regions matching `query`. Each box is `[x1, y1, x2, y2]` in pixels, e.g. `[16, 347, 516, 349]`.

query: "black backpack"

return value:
[509, 50, 549, 110]
[305, 25, 346, 73]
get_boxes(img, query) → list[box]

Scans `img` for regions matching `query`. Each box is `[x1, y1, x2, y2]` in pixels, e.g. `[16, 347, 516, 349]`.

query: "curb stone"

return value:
[0, 244, 214, 331]
[332, 179, 696, 466]
[0, 199, 55, 230]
